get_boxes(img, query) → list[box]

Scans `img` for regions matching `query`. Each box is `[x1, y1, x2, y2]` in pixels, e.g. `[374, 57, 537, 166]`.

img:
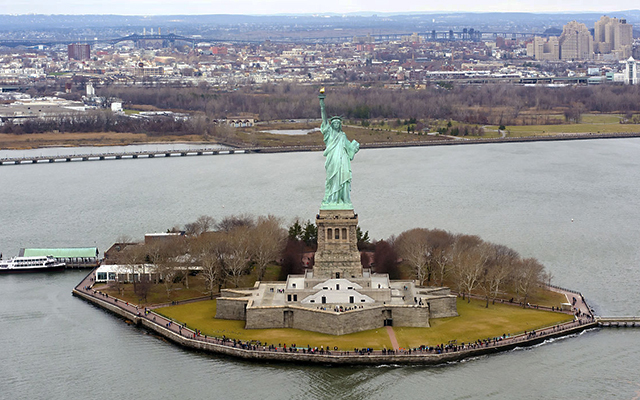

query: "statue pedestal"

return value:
[313, 209, 362, 279]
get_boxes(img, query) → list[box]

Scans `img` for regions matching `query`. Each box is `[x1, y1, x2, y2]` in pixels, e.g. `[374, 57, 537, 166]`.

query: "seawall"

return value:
[72, 283, 596, 366]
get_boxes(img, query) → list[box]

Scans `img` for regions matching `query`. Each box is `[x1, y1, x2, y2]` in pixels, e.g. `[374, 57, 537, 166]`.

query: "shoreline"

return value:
[72, 269, 597, 366]
[4, 131, 640, 155]
[4, 132, 640, 166]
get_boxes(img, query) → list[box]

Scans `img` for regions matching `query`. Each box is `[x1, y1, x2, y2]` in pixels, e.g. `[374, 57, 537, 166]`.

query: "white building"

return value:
[623, 57, 638, 84]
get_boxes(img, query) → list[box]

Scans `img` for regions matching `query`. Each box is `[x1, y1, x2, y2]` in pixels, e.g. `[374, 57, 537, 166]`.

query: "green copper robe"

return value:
[320, 118, 359, 209]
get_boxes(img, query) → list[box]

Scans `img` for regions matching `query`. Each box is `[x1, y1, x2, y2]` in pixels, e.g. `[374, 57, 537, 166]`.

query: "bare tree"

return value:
[215, 214, 255, 233]
[514, 257, 545, 305]
[114, 243, 146, 292]
[451, 234, 486, 302]
[194, 233, 225, 298]
[184, 215, 215, 237]
[249, 215, 287, 281]
[425, 229, 455, 286]
[479, 244, 518, 307]
[148, 239, 183, 300]
[224, 226, 252, 288]
[395, 228, 430, 285]
[135, 275, 152, 303]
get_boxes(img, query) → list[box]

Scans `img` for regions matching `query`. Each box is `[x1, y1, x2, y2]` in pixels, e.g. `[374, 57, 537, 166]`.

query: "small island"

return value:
[72, 91, 596, 364]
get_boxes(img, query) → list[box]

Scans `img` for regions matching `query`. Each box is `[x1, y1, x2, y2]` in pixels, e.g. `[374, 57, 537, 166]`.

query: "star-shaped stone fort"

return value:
[215, 91, 458, 335]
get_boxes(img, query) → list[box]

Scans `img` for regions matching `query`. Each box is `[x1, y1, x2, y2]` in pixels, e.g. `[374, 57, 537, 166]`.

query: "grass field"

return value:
[0, 131, 207, 150]
[394, 298, 573, 348]
[478, 113, 640, 137]
[155, 297, 573, 350]
[156, 299, 392, 350]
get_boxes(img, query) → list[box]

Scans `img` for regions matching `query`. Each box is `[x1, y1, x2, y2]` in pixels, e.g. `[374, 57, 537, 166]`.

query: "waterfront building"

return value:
[19, 247, 99, 268]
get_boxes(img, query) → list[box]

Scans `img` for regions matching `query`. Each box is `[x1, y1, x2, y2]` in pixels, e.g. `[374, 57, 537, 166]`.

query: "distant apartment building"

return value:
[68, 43, 91, 61]
[526, 36, 559, 60]
[594, 16, 633, 60]
[559, 21, 593, 60]
[131, 66, 164, 77]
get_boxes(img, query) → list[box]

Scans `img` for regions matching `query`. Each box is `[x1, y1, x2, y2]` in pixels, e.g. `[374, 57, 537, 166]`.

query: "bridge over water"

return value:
[0, 30, 541, 48]
[0, 145, 327, 166]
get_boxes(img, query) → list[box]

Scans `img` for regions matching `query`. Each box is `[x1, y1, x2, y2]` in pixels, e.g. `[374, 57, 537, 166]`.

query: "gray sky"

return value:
[1, 0, 638, 15]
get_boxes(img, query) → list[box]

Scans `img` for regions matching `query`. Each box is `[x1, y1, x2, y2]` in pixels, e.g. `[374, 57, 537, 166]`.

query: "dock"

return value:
[0, 147, 246, 166]
[594, 316, 640, 328]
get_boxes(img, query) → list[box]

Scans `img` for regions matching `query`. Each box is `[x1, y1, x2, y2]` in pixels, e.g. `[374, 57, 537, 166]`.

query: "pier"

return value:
[595, 316, 640, 328]
[0, 147, 244, 166]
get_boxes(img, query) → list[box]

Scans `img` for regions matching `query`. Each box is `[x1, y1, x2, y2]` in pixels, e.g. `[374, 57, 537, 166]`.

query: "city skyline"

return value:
[1, 0, 640, 16]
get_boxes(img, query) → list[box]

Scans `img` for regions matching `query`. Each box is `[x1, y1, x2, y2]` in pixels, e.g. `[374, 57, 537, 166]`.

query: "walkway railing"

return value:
[73, 270, 600, 364]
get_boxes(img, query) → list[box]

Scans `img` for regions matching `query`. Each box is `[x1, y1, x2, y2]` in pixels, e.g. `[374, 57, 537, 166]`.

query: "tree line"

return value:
[394, 228, 549, 307]
[112, 214, 549, 306]
[98, 83, 640, 125]
[112, 214, 287, 301]
[9, 83, 640, 137]
[0, 110, 234, 139]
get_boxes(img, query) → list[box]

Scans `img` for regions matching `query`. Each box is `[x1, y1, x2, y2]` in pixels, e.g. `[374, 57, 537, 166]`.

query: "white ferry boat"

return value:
[0, 256, 65, 273]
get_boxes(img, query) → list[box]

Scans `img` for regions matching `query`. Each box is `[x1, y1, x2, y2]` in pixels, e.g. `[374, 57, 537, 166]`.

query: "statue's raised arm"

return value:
[319, 87, 328, 127]
[318, 88, 359, 210]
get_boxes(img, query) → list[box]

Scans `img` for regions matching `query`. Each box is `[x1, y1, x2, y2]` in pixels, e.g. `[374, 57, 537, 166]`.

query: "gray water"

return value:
[1, 139, 640, 399]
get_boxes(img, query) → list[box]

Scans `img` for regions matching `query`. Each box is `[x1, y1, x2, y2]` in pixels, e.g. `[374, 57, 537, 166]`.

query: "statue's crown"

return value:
[330, 116, 342, 122]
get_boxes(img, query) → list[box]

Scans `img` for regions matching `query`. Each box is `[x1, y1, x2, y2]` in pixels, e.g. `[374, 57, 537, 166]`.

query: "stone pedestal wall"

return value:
[314, 209, 362, 279]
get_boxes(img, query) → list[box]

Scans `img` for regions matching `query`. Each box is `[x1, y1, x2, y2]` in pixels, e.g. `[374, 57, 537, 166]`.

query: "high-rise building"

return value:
[594, 16, 633, 59]
[68, 43, 91, 61]
[526, 36, 559, 60]
[559, 21, 593, 60]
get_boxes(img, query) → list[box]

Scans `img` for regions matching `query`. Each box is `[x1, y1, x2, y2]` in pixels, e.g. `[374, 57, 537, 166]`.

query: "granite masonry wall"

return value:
[244, 304, 431, 335]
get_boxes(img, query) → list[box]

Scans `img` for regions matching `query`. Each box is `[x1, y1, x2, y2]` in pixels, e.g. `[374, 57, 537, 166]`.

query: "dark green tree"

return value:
[302, 220, 318, 247]
[288, 219, 303, 241]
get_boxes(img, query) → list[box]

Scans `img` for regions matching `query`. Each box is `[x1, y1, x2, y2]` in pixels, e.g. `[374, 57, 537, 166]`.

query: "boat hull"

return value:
[0, 264, 65, 274]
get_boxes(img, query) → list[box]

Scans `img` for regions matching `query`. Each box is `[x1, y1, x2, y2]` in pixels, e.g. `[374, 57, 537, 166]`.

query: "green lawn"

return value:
[393, 298, 573, 348]
[155, 300, 392, 350]
[155, 297, 572, 350]
[479, 113, 639, 137]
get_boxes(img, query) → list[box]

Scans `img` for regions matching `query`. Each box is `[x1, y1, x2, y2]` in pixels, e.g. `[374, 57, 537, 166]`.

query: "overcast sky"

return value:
[1, 0, 638, 15]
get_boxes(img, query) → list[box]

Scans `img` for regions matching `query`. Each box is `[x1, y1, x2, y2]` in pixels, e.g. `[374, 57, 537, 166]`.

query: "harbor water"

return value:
[1, 139, 640, 399]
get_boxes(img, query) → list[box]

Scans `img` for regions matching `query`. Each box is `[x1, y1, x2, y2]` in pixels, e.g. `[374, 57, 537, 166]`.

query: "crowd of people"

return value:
[77, 274, 595, 362]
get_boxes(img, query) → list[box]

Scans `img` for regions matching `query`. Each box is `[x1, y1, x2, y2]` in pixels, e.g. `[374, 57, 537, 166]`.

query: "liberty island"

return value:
[66, 92, 616, 365]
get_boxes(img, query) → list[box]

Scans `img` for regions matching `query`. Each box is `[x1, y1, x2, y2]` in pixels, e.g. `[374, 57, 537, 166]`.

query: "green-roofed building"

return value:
[19, 248, 99, 269]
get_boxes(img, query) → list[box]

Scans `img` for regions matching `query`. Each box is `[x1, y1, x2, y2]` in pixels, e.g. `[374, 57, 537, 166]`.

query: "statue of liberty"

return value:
[318, 88, 360, 210]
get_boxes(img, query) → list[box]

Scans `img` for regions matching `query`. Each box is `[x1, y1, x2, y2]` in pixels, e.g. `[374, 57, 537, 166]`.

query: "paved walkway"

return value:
[386, 326, 400, 351]
[73, 269, 596, 361]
